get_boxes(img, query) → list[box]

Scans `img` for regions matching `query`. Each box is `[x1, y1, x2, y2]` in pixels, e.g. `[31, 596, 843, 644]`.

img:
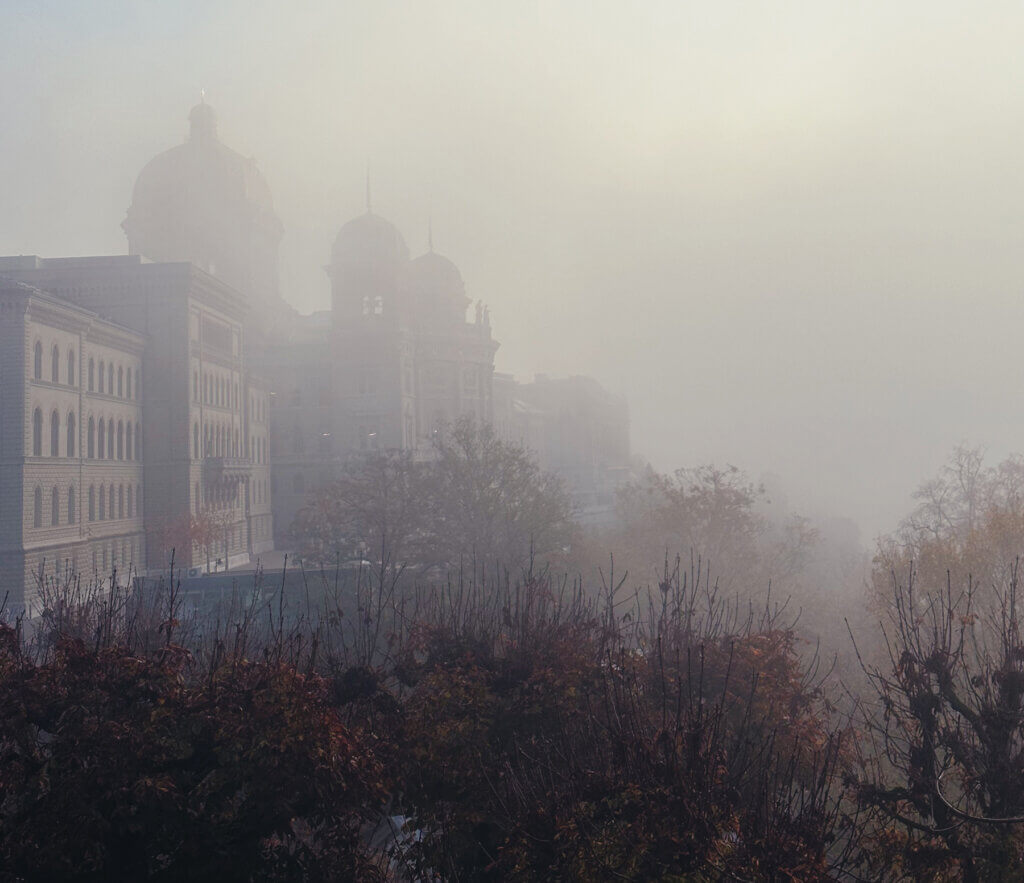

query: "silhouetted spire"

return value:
[365, 163, 372, 214]
[428, 215, 434, 252]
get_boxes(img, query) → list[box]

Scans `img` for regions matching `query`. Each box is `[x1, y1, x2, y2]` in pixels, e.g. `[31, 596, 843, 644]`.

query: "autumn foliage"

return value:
[0, 554, 865, 881]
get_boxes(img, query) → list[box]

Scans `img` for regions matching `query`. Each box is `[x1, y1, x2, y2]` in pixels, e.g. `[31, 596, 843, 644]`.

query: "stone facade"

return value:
[0, 256, 272, 609]
[0, 280, 147, 612]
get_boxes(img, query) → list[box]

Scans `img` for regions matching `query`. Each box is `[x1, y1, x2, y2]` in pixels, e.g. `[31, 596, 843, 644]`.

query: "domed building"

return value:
[263, 202, 499, 541]
[328, 207, 497, 450]
[122, 102, 292, 338]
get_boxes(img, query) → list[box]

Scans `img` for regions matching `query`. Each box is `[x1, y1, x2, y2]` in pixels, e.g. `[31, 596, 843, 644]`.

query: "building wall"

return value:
[0, 280, 147, 613]
[0, 257, 275, 596]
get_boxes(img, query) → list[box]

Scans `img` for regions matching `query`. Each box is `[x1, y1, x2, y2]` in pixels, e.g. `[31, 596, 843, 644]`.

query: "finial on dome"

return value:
[365, 163, 372, 214]
[428, 215, 434, 253]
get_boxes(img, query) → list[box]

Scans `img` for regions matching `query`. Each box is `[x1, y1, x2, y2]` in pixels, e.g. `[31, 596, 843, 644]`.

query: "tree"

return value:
[290, 418, 574, 577]
[291, 449, 427, 573]
[392, 565, 852, 880]
[422, 416, 574, 574]
[0, 627, 386, 881]
[853, 567, 1024, 881]
[872, 445, 1024, 608]
[611, 464, 818, 593]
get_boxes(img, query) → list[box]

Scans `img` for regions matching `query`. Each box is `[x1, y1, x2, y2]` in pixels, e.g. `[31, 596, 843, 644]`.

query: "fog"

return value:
[6, 0, 1024, 539]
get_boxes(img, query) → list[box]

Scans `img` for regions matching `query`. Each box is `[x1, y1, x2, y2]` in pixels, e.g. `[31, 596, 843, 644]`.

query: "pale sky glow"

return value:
[6, 1, 1024, 538]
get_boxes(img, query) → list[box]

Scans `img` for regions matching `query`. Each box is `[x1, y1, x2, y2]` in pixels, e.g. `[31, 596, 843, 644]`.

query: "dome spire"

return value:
[428, 215, 434, 253]
[365, 162, 372, 214]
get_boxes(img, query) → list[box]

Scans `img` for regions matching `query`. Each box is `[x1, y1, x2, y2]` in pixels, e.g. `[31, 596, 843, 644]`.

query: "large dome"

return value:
[127, 103, 278, 224]
[331, 212, 410, 267]
[122, 101, 284, 314]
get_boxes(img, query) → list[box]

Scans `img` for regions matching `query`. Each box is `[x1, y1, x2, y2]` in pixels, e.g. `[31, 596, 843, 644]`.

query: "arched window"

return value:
[88, 485, 95, 521]
[51, 345, 59, 382]
[97, 419, 105, 459]
[135, 369, 140, 398]
[193, 370, 198, 401]
[204, 374, 209, 403]
[117, 367, 123, 397]
[51, 486, 59, 526]
[98, 485, 105, 520]
[98, 361, 105, 393]
[107, 363, 113, 396]
[33, 342, 42, 380]
[50, 410, 59, 457]
[127, 485, 133, 517]
[68, 486, 76, 524]
[193, 423, 199, 459]
[118, 485, 124, 519]
[109, 483, 115, 519]
[125, 423, 132, 460]
[33, 486, 42, 527]
[66, 412, 75, 458]
[88, 358, 94, 391]
[126, 369, 131, 399]
[107, 418, 114, 459]
[116, 420, 123, 459]
[67, 350, 75, 386]
[32, 408, 42, 456]
[135, 422, 141, 459]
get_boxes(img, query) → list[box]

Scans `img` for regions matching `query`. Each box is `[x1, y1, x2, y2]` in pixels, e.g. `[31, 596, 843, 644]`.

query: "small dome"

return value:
[410, 251, 465, 299]
[409, 250, 470, 321]
[331, 212, 410, 267]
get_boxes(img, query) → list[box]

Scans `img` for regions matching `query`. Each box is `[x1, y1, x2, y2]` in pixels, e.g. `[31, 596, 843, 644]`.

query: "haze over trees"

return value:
[12, 438, 1024, 878]
[291, 416, 575, 578]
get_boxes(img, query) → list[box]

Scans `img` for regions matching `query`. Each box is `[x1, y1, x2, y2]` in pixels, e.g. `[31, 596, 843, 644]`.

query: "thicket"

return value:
[12, 444, 1024, 879]
[1, 557, 862, 881]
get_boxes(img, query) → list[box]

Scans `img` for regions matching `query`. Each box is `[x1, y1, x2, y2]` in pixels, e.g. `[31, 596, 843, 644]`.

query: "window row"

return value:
[30, 482, 141, 527]
[30, 342, 139, 399]
[193, 422, 240, 459]
[33, 341, 78, 387]
[194, 369, 239, 410]
[31, 409, 141, 460]
[91, 539, 141, 575]
[194, 481, 238, 514]
[87, 358, 137, 399]
[251, 395, 266, 422]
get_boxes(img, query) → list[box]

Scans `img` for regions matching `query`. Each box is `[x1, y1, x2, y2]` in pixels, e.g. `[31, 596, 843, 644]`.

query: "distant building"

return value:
[496, 373, 632, 524]
[0, 101, 630, 607]
[264, 201, 500, 546]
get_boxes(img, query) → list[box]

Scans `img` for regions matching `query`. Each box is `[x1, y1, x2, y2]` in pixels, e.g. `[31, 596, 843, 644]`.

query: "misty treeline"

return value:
[8, 444, 1024, 878]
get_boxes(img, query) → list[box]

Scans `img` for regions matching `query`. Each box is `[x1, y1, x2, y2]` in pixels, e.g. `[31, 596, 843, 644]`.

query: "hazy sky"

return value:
[6, 1, 1024, 539]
